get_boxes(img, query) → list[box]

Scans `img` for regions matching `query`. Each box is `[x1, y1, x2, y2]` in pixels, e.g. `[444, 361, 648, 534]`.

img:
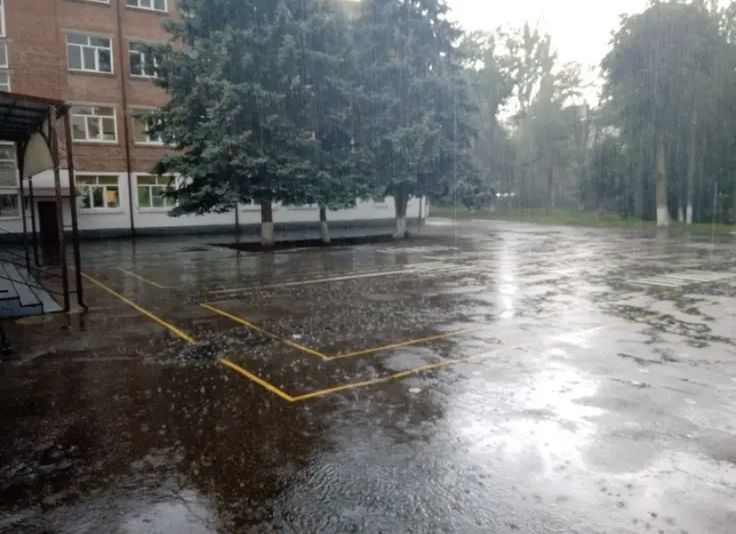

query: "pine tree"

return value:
[151, 0, 325, 246]
[353, 0, 477, 238]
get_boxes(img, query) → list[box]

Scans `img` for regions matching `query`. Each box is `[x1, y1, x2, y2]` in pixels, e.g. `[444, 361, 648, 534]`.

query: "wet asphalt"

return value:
[1, 219, 735, 533]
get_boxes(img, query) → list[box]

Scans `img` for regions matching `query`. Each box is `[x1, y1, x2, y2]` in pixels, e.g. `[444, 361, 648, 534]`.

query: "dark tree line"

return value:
[149, 0, 475, 245]
[147, 0, 736, 244]
[469, 1, 736, 227]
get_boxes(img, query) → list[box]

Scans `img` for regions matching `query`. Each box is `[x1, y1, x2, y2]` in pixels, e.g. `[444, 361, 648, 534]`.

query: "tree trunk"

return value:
[655, 130, 669, 227]
[260, 201, 274, 248]
[319, 205, 330, 244]
[685, 110, 697, 225]
[393, 190, 409, 240]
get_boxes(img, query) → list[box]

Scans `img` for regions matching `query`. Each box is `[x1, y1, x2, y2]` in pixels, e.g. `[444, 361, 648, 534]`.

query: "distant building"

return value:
[0, 0, 422, 240]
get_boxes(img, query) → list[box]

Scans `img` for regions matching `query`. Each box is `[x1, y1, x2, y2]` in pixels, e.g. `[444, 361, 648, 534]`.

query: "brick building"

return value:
[0, 0, 423, 239]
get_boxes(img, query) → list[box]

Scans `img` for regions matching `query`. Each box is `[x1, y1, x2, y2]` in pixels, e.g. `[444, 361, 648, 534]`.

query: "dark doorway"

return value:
[38, 201, 59, 257]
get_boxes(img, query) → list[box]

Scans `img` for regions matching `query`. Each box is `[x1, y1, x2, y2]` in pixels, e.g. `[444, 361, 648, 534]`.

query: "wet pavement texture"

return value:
[1, 219, 736, 533]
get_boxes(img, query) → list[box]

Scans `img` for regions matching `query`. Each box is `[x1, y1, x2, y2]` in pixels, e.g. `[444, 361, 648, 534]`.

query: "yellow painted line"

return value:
[219, 358, 296, 402]
[330, 329, 474, 360]
[291, 346, 516, 402]
[82, 272, 197, 344]
[116, 267, 170, 289]
[200, 303, 330, 361]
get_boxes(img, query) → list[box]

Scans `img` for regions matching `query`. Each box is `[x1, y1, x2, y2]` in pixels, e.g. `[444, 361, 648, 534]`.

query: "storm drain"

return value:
[632, 270, 736, 288]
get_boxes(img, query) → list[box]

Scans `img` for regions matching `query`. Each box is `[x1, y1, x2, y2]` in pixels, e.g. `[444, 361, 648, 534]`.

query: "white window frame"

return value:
[0, 0, 5, 39]
[0, 143, 17, 191]
[0, 191, 19, 219]
[136, 175, 176, 210]
[76, 175, 121, 210]
[66, 32, 113, 74]
[128, 42, 159, 78]
[71, 105, 118, 143]
[0, 42, 7, 69]
[131, 107, 165, 145]
[126, 0, 167, 13]
[0, 70, 9, 92]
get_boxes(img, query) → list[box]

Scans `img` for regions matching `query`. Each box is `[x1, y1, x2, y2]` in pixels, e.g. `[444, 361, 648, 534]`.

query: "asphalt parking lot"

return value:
[1, 219, 735, 533]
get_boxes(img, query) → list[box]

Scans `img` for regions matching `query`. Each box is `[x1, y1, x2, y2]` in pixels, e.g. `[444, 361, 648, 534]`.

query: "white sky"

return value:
[448, 0, 651, 102]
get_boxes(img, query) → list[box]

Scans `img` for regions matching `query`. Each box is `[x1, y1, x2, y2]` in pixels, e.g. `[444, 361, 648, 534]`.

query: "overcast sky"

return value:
[447, 0, 651, 101]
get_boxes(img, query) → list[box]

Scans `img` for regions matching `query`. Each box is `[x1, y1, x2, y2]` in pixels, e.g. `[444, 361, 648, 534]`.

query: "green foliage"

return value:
[145, 0, 736, 232]
[150, 0, 365, 219]
[601, 0, 736, 224]
[352, 0, 479, 222]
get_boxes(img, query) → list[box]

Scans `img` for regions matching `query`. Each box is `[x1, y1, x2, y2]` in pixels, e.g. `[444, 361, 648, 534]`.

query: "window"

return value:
[77, 175, 119, 209]
[132, 109, 163, 145]
[0, 143, 15, 187]
[0, 0, 6, 90]
[67, 33, 112, 74]
[129, 42, 159, 78]
[71, 105, 117, 142]
[137, 175, 175, 209]
[126, 0, 167, 12]
[0, 193, 18, 218]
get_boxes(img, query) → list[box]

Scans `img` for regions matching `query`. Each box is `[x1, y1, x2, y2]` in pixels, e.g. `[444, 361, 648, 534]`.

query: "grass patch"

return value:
[430, 206, 736, 234]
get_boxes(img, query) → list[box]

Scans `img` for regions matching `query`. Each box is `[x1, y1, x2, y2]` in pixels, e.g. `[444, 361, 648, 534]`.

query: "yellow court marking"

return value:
[115, 267, 170, 289]
[80, 273, 520, 403]
[291, 346, 517, 402]
[219, 358, 296, 402]
[201, 302, 473, 362]
[82, 272, 197, 344]
[200, 303, 331, 361]
[330, 329, 475, 360]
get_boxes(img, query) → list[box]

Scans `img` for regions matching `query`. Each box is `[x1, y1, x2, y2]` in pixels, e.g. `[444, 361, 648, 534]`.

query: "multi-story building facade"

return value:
[0, 0, 423, 239]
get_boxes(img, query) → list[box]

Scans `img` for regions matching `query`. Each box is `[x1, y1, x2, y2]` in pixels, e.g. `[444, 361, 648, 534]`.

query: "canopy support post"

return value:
[62, 109, 85, 310]
[48, 106, 70, 312]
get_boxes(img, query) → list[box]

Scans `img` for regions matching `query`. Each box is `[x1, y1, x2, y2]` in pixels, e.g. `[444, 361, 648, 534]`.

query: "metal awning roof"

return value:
[22, 187, 73, 198]
[0, 91, 66, 143]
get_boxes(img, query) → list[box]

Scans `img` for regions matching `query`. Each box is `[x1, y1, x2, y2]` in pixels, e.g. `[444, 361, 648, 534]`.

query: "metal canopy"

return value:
[0, 90, 84, 312]
[0, 91, 65, 143]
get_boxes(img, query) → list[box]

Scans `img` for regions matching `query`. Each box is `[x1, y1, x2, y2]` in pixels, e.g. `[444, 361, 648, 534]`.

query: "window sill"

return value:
[66, 0, 111, 6]
[126, 6, 168, 15]
[74, 140, 119, 146]
[130, 74, 159, 81]
[0, 216, 20, 221]
[137, 207, 173, 213]
[68, 69, 115, 77]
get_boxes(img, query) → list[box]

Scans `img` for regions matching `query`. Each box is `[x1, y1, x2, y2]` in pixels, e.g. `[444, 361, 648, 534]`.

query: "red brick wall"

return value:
[5, 0, 177, 173]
